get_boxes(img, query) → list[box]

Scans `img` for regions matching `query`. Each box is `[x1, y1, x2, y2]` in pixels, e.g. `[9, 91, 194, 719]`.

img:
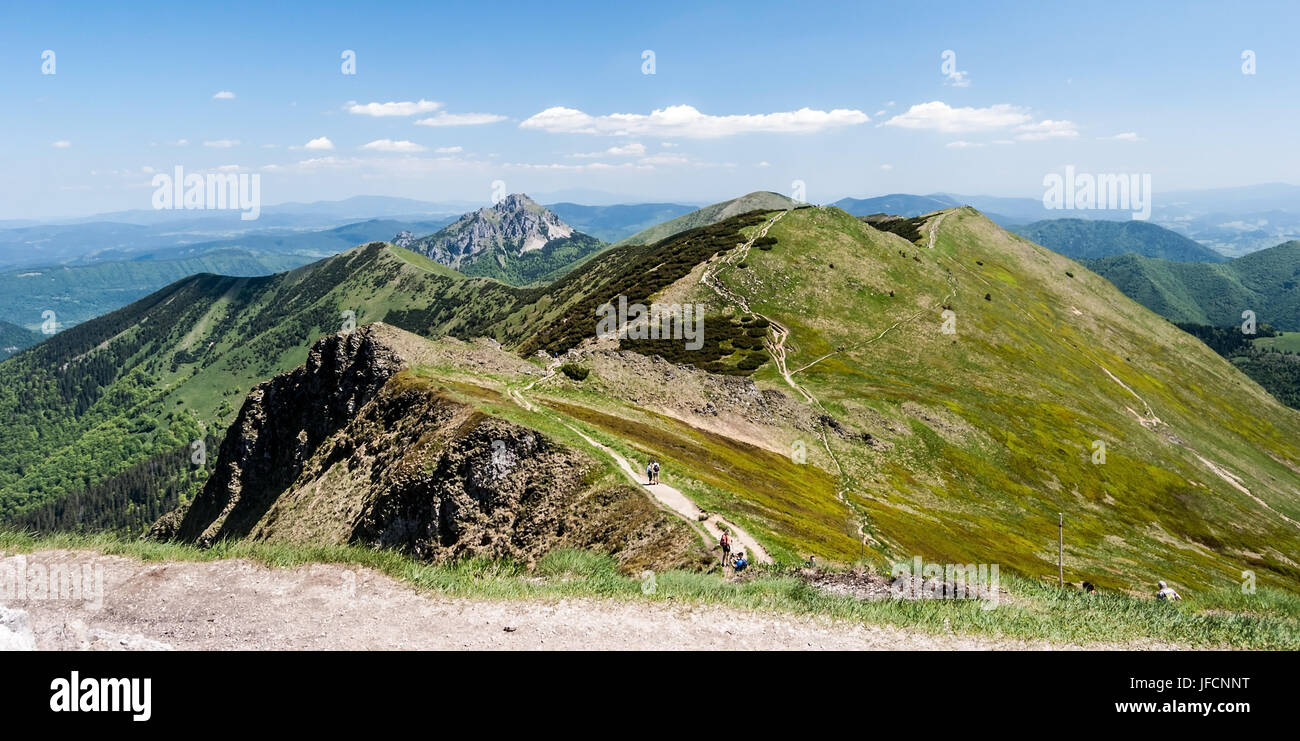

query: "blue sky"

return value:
[3, 0, 1297, 218]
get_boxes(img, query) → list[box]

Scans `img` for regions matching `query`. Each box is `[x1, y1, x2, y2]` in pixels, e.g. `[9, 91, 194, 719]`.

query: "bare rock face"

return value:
[155, 324, 409, 545]
[409, 193, 575, 268]
[152, 324, 704, 573]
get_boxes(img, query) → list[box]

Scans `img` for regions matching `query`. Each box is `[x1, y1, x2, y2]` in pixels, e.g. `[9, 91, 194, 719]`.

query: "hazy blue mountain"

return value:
[1013, 219, 1228, 262]
[545, 202, 696, 242]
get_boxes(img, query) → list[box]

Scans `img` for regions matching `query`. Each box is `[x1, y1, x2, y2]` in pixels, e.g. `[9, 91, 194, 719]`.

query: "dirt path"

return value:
[566, 426, 771, 563]
[508, 361, 772, 563]
[1, 550, 1179, 651]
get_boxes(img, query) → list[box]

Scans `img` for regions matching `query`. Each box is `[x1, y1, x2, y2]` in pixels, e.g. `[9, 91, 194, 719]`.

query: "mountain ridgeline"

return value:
[0, 197, 1297, 597]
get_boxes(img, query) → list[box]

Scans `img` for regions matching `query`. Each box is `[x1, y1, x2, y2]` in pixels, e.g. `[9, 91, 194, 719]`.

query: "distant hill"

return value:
[0, 218, 454, 329]
[545, 202, 696, 243]
[0, 320, 40, 360]
[405, 194, 607, 285]
[831, 194, 960, 217]
[614, 191, 802, 246]
[1013, 219, 1227, 262]
[1086, 240, 1300, 329]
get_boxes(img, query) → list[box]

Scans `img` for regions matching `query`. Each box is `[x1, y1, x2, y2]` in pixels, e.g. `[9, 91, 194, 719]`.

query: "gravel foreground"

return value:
[1, 550, 1179, 651]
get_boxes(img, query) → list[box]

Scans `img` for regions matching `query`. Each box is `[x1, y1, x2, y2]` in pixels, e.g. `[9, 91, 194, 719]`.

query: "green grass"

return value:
[3, 530, 1297, 649]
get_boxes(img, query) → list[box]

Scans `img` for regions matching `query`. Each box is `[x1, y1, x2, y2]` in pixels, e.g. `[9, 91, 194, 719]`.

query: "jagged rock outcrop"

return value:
[152, 323, 704, 572]
[409, 193, 578, 267]
[391, 230, 416, 249]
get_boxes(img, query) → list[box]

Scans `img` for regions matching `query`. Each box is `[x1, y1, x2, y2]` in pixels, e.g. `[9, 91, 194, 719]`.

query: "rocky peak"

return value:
[409, 193, 576, 268]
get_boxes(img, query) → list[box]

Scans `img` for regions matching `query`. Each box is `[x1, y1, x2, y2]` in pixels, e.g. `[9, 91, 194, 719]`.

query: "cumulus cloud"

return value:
[435, 145, 463, 154]
[883, 102, 1030, 133]
[360, 139, 427, 152]
[414, 112, 507, 127]
[571, 142, 647, 158]
[212, 91, 236, 100]
[519, 104, 869, 138]
[203, 139, 240, 148]
[346, 99, 441, 117]
[302, 137, 335, 150]
[1014, 119, 1079, 141]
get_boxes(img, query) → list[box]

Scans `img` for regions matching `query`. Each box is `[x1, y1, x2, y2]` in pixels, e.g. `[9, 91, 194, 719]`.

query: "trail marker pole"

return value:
[1058, 513, 1064, 588]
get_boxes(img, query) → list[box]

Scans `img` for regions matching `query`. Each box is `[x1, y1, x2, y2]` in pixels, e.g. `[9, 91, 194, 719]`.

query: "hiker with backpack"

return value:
[646, 461, 654, 485]
[719, 530, 731, 567]
[1155, 581, 1182, 601]
[651, 460, 660, 485]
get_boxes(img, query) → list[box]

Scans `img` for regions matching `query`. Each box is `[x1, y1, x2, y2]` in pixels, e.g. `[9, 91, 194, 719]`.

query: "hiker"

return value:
[1155, 580, 1182, 601]
[733, 552, 748, 572]
[1081, 581, 1097, 595]
[646, 461, 654, 485]
[651, 460, 660, 484]
[719, 531, 731, 566]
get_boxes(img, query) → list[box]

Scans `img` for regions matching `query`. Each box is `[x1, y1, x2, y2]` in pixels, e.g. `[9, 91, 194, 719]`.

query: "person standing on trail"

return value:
[1155, 581, 1182, 601]
[719, 531, 731, 567]
[646, 461, 655, 486]
[651, 460, 660, 485]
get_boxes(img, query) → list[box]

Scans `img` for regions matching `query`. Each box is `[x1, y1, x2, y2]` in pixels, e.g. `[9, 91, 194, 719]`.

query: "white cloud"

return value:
[203, 139, 240, 148]
[661, 142, 678, 148]
[346, 99, 441, 117]
[212, 91, 236, 100]
[945, 140, 985, 149]
[756, 161, 771, 167]
[174, 139, 189, 146]
[637, 153, 691, 166]
[51, 140, 71, 149]
[302, 136, 335, 150]
[571, 142, 647, 158]
[1100, 131, 1142, 141]
[361, 139, 427, 153]
[880, 164, 893, 171]
[414, 111, 507, 127]
[434, 145, 463, 154]
[883, 102, 1030, 133]
[1015, 119, 1078, 141]
[519, 104, 869, 138]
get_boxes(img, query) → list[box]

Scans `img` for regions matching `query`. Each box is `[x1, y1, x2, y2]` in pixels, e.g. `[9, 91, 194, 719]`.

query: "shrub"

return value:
[560, 363, 589, 382]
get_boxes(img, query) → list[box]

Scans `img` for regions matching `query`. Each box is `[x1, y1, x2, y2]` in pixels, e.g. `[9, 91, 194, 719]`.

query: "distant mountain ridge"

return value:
[615, 191, 802, 246]
[1086, 240, 1300, 329]
[1013, 219, 1228, 262]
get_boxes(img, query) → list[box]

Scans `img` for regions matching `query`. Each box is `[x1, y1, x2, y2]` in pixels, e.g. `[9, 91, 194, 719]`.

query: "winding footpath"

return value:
[507, 362, 772, 563]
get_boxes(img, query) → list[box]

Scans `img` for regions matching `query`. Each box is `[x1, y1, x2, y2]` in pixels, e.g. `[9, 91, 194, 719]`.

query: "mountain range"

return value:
[3, 198, 1297, 596]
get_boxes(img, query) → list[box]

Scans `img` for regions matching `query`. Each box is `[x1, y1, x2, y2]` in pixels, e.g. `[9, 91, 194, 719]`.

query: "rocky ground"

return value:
[1, 550, 1180, 651]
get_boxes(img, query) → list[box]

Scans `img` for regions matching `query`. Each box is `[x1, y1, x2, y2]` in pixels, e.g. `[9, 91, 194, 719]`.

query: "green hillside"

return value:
[1014, 218, 1227, 262]
[0, 319, 41, 359]
[614, 191, 802, 246]
[1087, 240, 1300, 328]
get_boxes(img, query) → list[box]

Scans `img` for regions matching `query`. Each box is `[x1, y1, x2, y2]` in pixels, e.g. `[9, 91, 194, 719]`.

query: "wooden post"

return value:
[1058, 513, 1064, 588]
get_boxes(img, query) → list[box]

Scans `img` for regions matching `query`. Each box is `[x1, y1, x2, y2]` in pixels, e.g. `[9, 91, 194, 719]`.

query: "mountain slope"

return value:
[1013, 218, 1227, 262]
[643, 205, 1300, 591]
[0, 320, 41, 359]
[1087, 240, 1300, 328]
[407, 194, 606, 284]
[614, 191, 802, 246]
